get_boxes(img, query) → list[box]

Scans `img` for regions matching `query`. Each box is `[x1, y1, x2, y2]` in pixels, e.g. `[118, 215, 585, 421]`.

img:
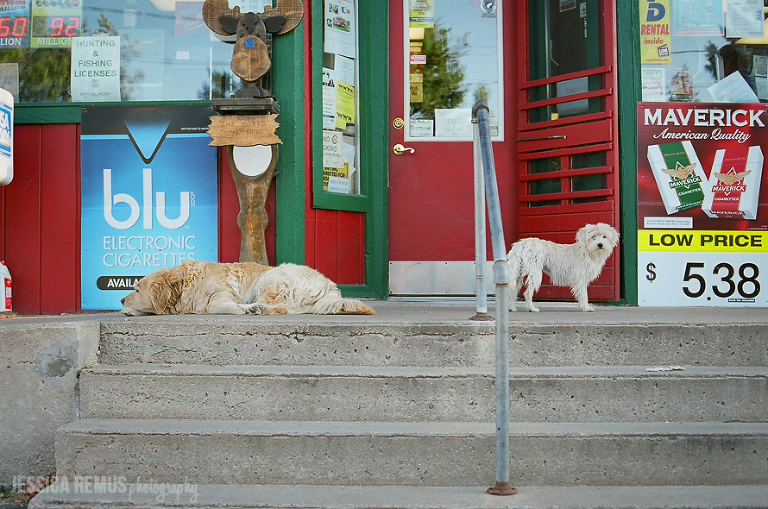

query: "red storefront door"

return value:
[387, 0, 516, 295]
[516, 0, 621, 302]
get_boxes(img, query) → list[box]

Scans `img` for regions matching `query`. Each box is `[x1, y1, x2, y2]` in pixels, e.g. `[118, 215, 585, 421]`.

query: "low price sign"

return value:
[637, 102, 768, 307]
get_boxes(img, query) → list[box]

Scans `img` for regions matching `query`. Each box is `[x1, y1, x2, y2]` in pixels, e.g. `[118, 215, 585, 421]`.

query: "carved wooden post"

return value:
[209, 106, 281, 264]
[226, 143, 278, 264]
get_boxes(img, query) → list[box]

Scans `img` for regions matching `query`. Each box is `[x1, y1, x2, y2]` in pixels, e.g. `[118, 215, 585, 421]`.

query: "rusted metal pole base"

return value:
[487, 482, 518, 496]
[470, 312, 495, 321]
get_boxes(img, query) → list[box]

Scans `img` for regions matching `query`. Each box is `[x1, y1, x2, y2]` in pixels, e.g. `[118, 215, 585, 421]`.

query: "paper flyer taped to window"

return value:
[322, 68, 336, 130]
[336, 81, 355, 130]
[707, 71, 760, 103]
[324, 0, 356, 58]
[323, 130, 345, 168]
[71, 36, 122, 102]
[725, 0, 764, 39]
[434, 108, 472, 138]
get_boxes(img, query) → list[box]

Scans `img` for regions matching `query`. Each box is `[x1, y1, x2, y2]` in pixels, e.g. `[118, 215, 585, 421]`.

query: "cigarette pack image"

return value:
[702, 145, 763, 220]
[647, 141, 708, 214]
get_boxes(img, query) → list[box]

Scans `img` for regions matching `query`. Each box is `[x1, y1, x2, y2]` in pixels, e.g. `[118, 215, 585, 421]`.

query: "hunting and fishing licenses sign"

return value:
[637, 102, 768, 307]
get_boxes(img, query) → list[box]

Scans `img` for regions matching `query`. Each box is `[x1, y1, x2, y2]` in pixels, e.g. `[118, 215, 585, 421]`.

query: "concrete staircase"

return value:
[29, 304, 768, 508]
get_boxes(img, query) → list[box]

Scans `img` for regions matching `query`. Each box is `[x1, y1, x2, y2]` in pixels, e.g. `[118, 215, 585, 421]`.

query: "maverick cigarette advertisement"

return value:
[637, 102, 768, 307]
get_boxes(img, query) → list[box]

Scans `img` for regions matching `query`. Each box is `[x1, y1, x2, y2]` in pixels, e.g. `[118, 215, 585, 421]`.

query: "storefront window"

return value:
[321, 0, 360, 195]
[640, 0, 768, 102]
[405, 0, 503, 140]
[0, 1, 271, 103]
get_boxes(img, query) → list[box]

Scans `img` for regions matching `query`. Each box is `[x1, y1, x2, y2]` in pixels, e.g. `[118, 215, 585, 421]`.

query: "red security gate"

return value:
[516, 0, 621, 302]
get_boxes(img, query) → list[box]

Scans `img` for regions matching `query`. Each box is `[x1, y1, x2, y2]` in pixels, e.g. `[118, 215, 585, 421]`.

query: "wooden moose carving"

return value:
[202, 0, 304, 97]
[202, 0, 304, 265]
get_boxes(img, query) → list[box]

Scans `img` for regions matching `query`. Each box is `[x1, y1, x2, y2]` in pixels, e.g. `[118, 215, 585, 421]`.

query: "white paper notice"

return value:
[327, 176, 351, 194]
[322, 68, 336, 130]
[323, 130, 345, 168]
[556, 77, 589, 116]
[324, 0, 356, 58]
[725, 0, 764, 39]
[409, 119, 434, 137]
[642, 68, 666, 102]
[707, 71, 760, 103]
[434, 108, 472, 138]
[335, 54, 355, 86]
[71, 36, 121, 102]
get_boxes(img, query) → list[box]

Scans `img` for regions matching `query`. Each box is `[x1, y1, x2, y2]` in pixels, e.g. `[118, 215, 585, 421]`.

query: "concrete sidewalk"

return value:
[5, 298, 766, 325]
[350, 299, 768, 325]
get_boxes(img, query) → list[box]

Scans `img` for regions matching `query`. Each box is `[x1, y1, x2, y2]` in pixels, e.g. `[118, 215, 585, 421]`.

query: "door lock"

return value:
[393, 143, 415, 155]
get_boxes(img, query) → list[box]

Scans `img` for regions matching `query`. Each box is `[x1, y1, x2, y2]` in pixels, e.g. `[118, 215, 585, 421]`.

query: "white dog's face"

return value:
[577, 223, 619, 259]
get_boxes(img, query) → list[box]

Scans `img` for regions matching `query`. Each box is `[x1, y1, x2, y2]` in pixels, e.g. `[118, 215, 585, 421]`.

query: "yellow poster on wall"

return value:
[640, 0, 671, 64]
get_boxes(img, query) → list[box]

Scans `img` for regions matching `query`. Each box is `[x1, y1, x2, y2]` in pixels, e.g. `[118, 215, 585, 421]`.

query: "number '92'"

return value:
[682, 262, 760, 299]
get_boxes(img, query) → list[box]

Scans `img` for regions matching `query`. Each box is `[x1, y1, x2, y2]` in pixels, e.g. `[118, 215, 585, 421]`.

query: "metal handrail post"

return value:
[471, 115, 492, 321]
[472, 101, 517, 496]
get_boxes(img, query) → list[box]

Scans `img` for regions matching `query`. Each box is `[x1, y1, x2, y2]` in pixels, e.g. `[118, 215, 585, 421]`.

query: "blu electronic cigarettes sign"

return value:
[81, 105, 218, 310]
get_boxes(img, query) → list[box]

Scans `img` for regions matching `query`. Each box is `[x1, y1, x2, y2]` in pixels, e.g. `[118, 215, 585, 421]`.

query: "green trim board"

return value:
[616, 0, 640, 306]
[272, 18, 306, 266]
[311, 0, 389, 299]
[13, 101, 218, 124]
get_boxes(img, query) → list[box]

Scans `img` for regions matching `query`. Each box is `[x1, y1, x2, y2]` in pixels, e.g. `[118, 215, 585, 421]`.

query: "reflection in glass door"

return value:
[405, 0, 503, 140]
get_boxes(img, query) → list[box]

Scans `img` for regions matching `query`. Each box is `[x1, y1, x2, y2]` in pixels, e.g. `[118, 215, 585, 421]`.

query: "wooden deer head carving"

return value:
[202, 0, 304, 96]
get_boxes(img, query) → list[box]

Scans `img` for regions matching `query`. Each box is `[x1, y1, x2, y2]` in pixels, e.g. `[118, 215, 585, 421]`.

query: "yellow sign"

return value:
[639, 0, 671, 64]
[639, 230, 768, 253]
[336, 81, 355, 130]
[323, 163, 349, 191]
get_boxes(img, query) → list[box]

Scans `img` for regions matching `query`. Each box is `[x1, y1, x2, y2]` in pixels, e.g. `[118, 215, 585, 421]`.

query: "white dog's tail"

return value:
[506, 244, 523, 282]
[311, 292, 375, 315]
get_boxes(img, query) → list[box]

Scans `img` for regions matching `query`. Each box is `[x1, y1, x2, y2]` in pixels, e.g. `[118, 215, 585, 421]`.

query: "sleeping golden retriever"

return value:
[121, 261, 375, 316]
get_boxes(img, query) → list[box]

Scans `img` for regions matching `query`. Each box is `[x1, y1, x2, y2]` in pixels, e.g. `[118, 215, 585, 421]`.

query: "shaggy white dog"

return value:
[121, 261, 374, 316]
[506, 223, 619, 312]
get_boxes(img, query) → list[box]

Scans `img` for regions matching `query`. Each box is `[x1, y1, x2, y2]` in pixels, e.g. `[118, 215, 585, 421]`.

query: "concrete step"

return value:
[27, 483, 768, 509]
[55, 419, 768, 486]
[80, 364, 768, 423]
[97, 317, 768, 367]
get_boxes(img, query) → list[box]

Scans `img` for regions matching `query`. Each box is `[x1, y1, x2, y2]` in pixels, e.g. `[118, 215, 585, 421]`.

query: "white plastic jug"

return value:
[0, 261, 11, 312]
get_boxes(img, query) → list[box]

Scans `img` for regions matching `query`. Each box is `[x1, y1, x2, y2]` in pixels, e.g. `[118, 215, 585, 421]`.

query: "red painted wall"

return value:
[306, 208, 365, 285]
[0, 125, 80, 315]
[0, 125, 268, 315]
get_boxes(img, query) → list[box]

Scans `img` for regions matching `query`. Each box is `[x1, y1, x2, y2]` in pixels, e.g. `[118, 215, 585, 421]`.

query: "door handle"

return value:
[393, 143, 415, 155]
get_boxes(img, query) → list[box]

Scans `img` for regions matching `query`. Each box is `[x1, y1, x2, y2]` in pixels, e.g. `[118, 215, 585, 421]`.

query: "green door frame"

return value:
[309, 0, 389, 299]
[272, 15, 307, 267]
[616, 1, 640, 306]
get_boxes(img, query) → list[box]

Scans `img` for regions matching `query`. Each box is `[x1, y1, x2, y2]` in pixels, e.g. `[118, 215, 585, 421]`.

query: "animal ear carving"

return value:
[202, 0, 243, 37]
[218, 15, 240, 35]
[264, 15, 288, 34]
[202, 0, 303, 38]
